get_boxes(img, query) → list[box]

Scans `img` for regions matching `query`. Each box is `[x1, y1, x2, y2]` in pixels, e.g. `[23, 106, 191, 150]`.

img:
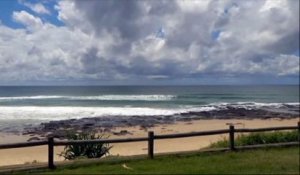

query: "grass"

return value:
[209, 130, 299, 148]
[31, 146, 300, 174]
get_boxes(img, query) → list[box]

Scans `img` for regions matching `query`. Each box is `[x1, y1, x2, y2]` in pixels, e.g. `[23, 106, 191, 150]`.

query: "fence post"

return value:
[48, 137, 56, 169]
[148, 131, 154, 159]
[298, 121, 300, 143]
[229, 125, 235, 151]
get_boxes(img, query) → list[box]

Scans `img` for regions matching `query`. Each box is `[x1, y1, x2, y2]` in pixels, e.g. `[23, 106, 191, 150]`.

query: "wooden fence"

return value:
[0, 122, 299, 169]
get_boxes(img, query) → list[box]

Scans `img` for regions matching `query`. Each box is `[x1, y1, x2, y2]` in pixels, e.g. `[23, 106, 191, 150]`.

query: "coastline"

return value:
[0, 118, 298, 166]
[17, 103, 299, 139]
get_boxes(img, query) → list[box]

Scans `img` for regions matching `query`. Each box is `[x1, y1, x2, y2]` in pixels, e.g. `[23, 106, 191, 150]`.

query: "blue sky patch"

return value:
[211, 30, 221, 40]
[0, 0, 63, 28]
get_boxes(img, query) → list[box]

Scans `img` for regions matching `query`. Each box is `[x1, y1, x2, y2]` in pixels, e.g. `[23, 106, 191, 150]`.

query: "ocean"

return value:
[0, 85, 299, 132]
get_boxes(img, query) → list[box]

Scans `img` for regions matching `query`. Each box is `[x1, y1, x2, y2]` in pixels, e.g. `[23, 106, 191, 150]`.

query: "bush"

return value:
[209, 130, 299, 148]
[59, 131, 112, 160]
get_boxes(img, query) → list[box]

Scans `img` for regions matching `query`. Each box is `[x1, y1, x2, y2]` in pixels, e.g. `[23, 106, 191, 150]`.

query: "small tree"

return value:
[59, 131, 112, 160]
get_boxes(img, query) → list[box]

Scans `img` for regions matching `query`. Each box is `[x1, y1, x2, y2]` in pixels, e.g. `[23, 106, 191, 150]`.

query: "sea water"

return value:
[0, 85, 299, 131]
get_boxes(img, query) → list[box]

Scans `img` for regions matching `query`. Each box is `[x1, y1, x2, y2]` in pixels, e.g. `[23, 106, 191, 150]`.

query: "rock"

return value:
[112, 130, 132, 136]
[27, 137, 41, 142]
[103, 128, 111, 132]
[20, 105, 299, 138]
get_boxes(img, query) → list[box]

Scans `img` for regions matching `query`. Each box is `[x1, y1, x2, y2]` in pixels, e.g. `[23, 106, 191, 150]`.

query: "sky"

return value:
[0, 0, 299, 85]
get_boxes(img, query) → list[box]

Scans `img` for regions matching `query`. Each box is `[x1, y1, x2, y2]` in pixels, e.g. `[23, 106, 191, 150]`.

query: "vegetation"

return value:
[210, 130, 299, 148]
[39, 147, 299, 174]
[59, 131, 112, 160]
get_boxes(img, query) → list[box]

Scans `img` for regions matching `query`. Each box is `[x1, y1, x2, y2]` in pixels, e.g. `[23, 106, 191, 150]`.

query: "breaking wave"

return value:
[0, 102, 298, 121]
[0, 95, 175, 101]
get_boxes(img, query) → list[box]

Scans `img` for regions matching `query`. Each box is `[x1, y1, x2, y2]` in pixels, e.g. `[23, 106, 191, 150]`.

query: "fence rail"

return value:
[154, 129, 229, 139]
[0, 141, 48, 149]
[235, 126, 298, 132]
[54, 137, 149, 146]
[0, 122, 299, 170]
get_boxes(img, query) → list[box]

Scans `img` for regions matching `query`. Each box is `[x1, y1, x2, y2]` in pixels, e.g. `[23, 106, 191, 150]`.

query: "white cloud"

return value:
[260, 0, 288, 12]
[54, 1, 88, 29]
[21, 1, 50, 15]
[0, 0, 299, 84]
[131, 35, 166, 60]
[12, 10, 43, 30]
[177, 0, 211, 12]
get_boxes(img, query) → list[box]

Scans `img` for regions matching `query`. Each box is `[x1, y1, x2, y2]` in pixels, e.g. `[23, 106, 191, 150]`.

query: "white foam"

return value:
[0, 102, 298, 122]
[69, 95, 175, 101]
[0, 105, 219, 121]
[0, 106, 179, 121]
[0, 95, 175, 101]
[0, 96, 63, 100]
[284, 102, 300, 105]
[209, 102, 300, 109]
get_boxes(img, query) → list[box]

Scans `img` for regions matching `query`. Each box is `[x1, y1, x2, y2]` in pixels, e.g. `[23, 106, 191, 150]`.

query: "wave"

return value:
[0, 106, 192, 121]
[0, 96, 63, 100]
[209, 102, 299, 109]
[0, 95, 175, 101]
[0, 102, 298, 121]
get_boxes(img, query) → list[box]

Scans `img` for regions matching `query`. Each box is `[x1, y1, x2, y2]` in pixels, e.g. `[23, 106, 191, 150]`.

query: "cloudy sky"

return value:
[0, 0, 299, 85]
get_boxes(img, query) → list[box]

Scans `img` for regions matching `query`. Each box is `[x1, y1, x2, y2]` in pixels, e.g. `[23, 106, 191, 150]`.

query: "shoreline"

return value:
[20, 104, 299, 140]
[0, 102, 298, 142]
[0, 118, 299, 166]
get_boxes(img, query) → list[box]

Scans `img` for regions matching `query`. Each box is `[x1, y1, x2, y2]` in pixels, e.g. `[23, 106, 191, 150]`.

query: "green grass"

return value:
[34, 147, 299, 174]
[210, 130, 299, 148]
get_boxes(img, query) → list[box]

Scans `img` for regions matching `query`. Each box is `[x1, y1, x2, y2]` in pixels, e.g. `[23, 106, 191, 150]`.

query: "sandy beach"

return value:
[0, 118, 298, 166]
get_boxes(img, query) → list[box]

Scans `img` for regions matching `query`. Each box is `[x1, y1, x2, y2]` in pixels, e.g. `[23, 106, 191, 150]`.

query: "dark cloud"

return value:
[265, 31, 299, 54]
[74, 0, 149, 40]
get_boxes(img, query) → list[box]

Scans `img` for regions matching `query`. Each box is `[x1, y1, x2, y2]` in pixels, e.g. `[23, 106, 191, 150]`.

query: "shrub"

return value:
[209, 130, 299, 148]
[59, 131, 112, 160]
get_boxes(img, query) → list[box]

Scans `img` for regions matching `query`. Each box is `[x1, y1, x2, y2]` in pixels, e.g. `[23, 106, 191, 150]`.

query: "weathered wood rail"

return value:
[0, 122, 299, 170]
